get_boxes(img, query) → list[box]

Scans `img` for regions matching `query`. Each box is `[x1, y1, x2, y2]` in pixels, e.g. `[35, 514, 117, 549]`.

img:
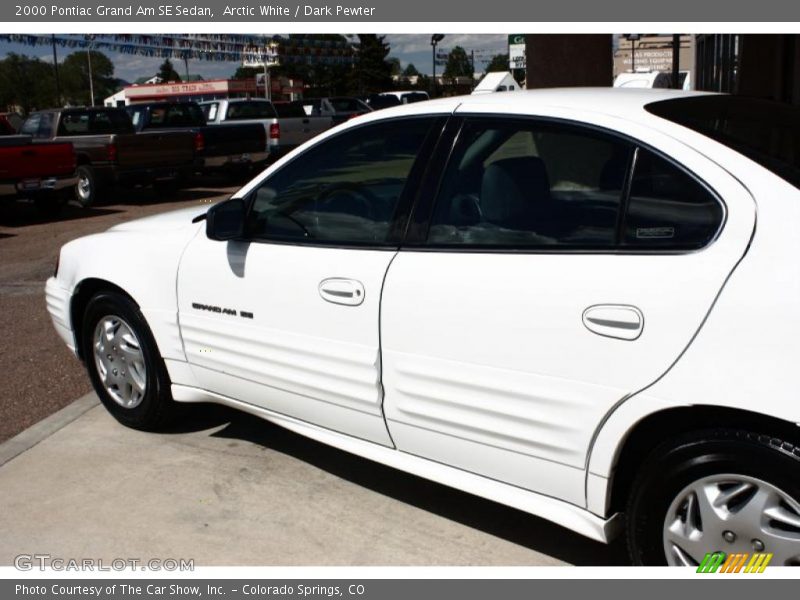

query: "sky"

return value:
[0, 34, 509, 83]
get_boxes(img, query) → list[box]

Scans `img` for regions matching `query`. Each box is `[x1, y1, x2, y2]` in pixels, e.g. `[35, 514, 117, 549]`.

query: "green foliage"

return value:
[232, 66, 262, 80]
[443, 46, 474, 79]
[0, 53, 57, 113]
[485, 53, 510, 73]
[402, 63, 420, 77]
[386, 57, 402, 76]
[350, 34, 393, 95]
[157, 58, 181, 83]
[60, 51, 116, 106]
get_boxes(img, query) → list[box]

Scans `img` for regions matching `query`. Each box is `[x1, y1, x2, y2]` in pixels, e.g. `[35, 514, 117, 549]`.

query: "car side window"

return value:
[622, 149, 723, 249]
[20, 113, 41, 137]
[428, 119, 632, 248]
[246, 118, 435, 245]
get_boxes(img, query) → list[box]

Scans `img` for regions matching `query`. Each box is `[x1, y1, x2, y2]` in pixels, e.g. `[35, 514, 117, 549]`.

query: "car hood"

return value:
[108, 206, 208, 233]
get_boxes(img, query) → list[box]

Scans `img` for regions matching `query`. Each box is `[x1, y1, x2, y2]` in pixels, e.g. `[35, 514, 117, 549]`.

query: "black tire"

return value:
[626, 428, 800, 566]
[74, 164, 98, 208]
[82, 291, 175, 430]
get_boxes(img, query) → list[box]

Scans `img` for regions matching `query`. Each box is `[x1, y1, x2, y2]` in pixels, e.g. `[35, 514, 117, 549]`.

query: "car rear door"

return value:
[380, 105, 756, 506]
[176, 115, 445, 445]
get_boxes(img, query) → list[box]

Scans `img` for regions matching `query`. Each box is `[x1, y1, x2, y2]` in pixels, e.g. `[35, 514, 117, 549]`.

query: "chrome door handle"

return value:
[318, 278, 365, 306]
[582, 305, 643, 341]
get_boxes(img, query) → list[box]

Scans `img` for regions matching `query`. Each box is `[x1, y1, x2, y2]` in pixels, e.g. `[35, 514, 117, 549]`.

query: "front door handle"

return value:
[582, 304, 643, 341]
[318, 278, 365, 306]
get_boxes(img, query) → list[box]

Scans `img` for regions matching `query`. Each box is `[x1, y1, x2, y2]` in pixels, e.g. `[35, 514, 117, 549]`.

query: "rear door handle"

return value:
[582, 304, 643, 341]
[319, 278, 365, 306]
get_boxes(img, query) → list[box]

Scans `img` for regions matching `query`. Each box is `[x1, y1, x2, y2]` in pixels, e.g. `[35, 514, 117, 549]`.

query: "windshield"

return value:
[646, 95, 800, 189]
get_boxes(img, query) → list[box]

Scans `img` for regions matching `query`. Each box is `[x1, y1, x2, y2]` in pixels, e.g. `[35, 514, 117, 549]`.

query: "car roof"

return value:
[349, 87, 715, 126]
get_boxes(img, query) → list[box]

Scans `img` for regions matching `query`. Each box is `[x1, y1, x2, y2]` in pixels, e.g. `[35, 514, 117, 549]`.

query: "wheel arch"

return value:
[601, 405, 800, 517]
[70, 278, 140, 361]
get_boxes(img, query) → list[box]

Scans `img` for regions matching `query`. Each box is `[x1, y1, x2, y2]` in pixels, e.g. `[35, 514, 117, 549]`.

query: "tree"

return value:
[232, 66, 262, 80]
[485, 53, 510, 73]
[157, 58, 181, 83]
[0, 53, 57, 113]
[60, 51, 115, 106]
[402, 63, 420, 77]
[350, 34, 393, 95]
[443, 46, 474, 80]
[386, 56, 402, 77]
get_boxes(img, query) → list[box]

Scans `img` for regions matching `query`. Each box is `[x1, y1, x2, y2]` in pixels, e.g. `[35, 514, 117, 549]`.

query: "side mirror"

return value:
[206, 197, 246, 241]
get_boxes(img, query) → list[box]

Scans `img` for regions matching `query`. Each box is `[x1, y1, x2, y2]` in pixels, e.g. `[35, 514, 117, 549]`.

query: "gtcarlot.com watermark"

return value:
[14, 554, 194, 571]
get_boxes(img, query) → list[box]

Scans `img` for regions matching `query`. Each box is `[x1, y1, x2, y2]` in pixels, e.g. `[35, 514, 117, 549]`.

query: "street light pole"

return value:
[625, 34, 641, 73]
[87, 49, 94, 107]
[85, 35, 96, 107]
[430, 34, 444, 98]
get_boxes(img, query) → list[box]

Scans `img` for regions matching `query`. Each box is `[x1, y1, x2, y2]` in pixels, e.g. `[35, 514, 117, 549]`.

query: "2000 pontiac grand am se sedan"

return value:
[45, 89, 800, 565]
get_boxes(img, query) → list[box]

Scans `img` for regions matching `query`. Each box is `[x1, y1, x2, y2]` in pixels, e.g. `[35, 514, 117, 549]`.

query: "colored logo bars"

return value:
[697, 551, 773, 573]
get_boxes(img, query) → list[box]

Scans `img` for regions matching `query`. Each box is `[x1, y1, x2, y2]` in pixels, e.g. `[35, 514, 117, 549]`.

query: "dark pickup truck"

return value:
[21, 107, 197, 207]
[0, 135, 77, 212]
[126, 102, 269, 175]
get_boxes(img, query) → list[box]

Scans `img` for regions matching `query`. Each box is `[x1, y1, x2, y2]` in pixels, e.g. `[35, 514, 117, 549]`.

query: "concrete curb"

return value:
[0, 393, 100, 467]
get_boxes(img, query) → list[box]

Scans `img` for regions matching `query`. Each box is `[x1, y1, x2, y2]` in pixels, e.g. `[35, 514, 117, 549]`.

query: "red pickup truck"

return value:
[0, 135, 77, 212]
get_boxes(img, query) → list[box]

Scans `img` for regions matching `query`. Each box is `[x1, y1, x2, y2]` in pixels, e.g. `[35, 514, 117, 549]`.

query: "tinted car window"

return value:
[646, 96, 800, 189]
[328, 97, 369, 112]
[142, 104, 206, 127]
[247, 118, 435, 245]
[622, 148, 723, 249]
[428, 120, 631, 248]
[274, 103, 308, 118]
[225, 101, 277, 120]
[20, 113, 41, 137]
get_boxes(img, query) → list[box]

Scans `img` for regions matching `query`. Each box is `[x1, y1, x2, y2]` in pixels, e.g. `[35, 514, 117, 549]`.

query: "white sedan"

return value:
[46, 89, 800, 566]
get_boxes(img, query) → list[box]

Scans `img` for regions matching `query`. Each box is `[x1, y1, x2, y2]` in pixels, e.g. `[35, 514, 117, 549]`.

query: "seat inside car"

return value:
[480, 156, 552, 232]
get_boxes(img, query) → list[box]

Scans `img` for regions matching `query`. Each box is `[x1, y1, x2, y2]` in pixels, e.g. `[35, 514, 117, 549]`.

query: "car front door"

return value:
[380, 110, 756, 505]
[176, 116, 442, 446]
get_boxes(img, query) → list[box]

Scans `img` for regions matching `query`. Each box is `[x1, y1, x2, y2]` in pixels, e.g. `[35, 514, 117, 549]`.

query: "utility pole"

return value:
[430, 34, 444, 98]
[183, 55, 190, 81]
[672, 34, 681, 89]
[51, 34, 61, 107]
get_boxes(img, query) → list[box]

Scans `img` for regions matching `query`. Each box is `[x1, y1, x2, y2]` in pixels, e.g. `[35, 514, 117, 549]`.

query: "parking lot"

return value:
[0, 181, 237, 443]
[0, 181, 628, 566]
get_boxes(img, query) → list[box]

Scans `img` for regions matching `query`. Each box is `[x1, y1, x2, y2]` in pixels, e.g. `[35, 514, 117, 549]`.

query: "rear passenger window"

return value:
[623, 149, 723, 249]
[427, 120, 631, 248]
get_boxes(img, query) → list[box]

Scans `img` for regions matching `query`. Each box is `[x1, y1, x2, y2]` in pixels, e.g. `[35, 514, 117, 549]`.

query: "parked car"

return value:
[364, 94, 401, 110]
[45, 89, 800, 566]
[379, 90, 430, 104]
[20, 107, 196, 207]
[0, 112, 23, 135]
[614, 70, 692, 90]
[299, 96, 371, 125]
[200, 98, 331, 159]
[126, 101, 269, 175]
[0, 135, 76, 212]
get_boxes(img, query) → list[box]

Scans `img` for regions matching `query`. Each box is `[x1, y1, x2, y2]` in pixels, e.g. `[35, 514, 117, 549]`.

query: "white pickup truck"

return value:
[200, 98, 332, 159]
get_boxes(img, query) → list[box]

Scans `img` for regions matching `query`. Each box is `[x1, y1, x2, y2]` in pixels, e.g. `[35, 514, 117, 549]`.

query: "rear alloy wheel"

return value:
[627, 429, 800, 566]
[82, 291, 175, 430]
[663, 474, 800, 566]
[75, 164, 98, 208]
